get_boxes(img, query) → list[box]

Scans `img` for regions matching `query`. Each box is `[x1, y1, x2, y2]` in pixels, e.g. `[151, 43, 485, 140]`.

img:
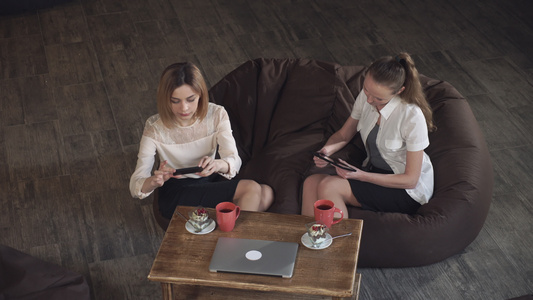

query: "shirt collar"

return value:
[379, 95, 402, 120]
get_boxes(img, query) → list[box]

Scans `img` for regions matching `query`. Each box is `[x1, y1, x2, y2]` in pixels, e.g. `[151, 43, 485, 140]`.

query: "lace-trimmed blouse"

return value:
[129, 103, 242, 199]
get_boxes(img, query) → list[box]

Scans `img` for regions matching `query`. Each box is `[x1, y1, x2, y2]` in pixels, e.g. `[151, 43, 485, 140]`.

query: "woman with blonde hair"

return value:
[302, 52, 435, 217]
[130, 62, 273, 219]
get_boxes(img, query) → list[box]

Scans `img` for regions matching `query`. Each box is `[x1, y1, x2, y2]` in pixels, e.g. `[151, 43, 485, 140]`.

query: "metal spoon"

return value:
[331, 232, 353, 240]
[311, 232, 353, 248]
[175, 210, 188, 222]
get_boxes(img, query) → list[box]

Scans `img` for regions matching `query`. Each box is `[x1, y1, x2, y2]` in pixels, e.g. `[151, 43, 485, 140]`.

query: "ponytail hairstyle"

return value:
[367, 52, 436, 132]
[156, 62, 209, 128]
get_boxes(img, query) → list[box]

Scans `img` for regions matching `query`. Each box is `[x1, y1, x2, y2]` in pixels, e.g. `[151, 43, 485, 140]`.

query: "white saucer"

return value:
[185, 219, 215, 235]
[301, 233, 332, 250]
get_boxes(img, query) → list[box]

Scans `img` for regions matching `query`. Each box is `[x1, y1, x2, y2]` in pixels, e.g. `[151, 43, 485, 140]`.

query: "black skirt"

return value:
[348, 164, 421, 214]
[157, 175, 240, 219]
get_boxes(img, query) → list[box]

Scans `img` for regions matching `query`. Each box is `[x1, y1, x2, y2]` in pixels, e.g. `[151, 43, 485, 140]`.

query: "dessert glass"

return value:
[305, 221, 329, 247]
[188, 207, 210, 231]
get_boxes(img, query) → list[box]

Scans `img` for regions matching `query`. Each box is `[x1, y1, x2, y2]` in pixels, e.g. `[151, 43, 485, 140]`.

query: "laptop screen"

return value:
[209, 237, 299, 278]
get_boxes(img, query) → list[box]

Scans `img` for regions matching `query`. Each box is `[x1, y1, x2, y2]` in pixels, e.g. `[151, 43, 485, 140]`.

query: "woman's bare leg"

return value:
[316, 175, 361, 219]
[233, 180, 273, 212]
[258, 184, 274, 211]
[301, 174, 330, 216]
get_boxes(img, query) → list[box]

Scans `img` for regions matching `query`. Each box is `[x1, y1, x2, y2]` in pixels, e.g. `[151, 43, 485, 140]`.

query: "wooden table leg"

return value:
[332, 273, 360, 300]
[161, 283, 173, 300]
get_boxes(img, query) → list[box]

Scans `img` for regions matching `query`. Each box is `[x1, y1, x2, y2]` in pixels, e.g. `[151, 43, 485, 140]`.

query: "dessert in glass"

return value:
[305, 221, 329, 247]
[188, 207, 210, 231]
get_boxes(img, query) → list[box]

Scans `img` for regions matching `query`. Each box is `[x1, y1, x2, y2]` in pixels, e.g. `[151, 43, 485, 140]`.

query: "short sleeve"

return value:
[403, 106, 429, 152]
[350, 90, 366, 120]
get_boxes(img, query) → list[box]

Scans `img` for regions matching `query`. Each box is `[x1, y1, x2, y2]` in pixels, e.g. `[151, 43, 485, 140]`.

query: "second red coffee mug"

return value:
[314, 199, 343, 227]
[216, 202, 241, 232]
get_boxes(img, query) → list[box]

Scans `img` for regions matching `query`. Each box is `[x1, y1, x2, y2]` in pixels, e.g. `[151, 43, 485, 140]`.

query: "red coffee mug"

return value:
[314, 199, 343, 227]
[216, 202, 241, 232]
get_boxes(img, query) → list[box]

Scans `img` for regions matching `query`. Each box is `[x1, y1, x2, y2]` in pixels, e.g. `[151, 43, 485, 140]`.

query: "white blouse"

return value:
[351, 90, 434, 205]
[129, 103, 242, 199]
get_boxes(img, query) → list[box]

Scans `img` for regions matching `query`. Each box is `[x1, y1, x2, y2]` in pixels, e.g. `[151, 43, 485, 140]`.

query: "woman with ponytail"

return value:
[302, 52, 435, 216]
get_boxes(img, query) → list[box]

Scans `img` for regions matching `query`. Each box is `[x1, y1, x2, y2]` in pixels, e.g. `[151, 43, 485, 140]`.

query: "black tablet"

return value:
[173, 166, 204, 175]
[311, 152, 357, 172]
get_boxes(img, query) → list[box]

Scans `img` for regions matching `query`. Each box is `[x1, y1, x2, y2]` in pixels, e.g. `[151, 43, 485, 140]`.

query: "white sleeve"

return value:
[216, 108, 242, 179]
[403, 106, 430, 152]
[129, 135, 157, 199]
[350, 89, 366, 120]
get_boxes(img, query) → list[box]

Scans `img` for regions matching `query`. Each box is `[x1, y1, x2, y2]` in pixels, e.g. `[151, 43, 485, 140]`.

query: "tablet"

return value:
[173, 166, 203, 175]
[311, 152, 357, 172]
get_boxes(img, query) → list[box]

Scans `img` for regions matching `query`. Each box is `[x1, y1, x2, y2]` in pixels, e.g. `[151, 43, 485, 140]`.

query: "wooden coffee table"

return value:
[148, 206, 363, 300]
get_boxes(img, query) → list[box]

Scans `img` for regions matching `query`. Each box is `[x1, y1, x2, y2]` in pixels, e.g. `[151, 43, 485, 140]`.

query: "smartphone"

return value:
[173, 166, 204, 175]
[311, 152, 357, 172]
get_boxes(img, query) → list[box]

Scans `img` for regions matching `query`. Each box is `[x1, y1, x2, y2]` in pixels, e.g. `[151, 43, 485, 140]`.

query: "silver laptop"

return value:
[209, 237, 299, 278]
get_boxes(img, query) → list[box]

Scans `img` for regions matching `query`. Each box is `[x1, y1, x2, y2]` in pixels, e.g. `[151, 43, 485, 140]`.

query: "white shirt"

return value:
[129, 103, 242, 199]
[351, 90, 434, 205]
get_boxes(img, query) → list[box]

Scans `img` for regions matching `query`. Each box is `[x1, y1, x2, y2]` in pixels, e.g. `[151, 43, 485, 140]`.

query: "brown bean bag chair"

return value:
[0, 244, 91, 300]
[153, 58, 493, 267]
[344, 72, 494, 267]
[208, 58, 493, 267]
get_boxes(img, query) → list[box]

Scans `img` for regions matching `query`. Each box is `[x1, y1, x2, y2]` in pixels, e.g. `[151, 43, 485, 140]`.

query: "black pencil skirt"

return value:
[157, 175, 240, 219]
[348, 165, 421, 214]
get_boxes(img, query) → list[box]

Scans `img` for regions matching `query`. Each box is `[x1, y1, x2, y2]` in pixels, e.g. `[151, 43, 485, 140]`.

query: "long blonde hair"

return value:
[367, 52, 436, 132]
[156, 62, 209, 128]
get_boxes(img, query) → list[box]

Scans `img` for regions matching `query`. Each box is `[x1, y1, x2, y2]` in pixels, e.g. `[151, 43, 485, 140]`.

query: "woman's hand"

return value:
[141, 160, 179, 194]
[151, 160, 179, 187]
[334, 159, 364, 180]
[198, 156, 227, 177]
[313, 149, 330, 168]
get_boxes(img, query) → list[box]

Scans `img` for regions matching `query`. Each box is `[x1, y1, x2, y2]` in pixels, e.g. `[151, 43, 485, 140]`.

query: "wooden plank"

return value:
[5, 121, 64, 181]
[39, 2, 89, 45]
[45, 42, 102, 86]
[0, 34, 48, 79]
[55, 82, 115, 136]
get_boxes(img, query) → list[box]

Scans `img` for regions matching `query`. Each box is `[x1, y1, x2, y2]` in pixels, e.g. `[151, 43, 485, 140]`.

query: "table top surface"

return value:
[148, 206, 363, 298]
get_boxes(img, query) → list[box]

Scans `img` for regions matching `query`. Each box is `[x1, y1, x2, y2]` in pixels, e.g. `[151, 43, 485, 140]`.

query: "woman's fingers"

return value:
[313, 156, 328, 168]
[338, 158, 358, 171]
[198, 156, 212, 168]
[199, 157, 225, 176]
[154, 169, 170, 176]
[335, 166, 346, 177]
[155, 160, 178, 182]
[197, 156, 213, 176]
[159, 160, 176, 173]
[151, 174, 164, 188]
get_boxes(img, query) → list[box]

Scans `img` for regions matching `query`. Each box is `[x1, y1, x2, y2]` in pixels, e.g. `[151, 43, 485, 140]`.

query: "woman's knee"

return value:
[303, 174, 328, 191]
[236, 179, 262, 195]
[304, 173, 325, 183]
[259, 184, 274, 211]
[317, 176, 347, 197]
[260, 184, 273, 200]
[316, 176, 359, 207]
[233, 180, 261, 211]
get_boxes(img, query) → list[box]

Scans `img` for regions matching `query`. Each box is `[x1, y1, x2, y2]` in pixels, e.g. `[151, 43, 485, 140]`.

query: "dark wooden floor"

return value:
[1, 0, 532, 299]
